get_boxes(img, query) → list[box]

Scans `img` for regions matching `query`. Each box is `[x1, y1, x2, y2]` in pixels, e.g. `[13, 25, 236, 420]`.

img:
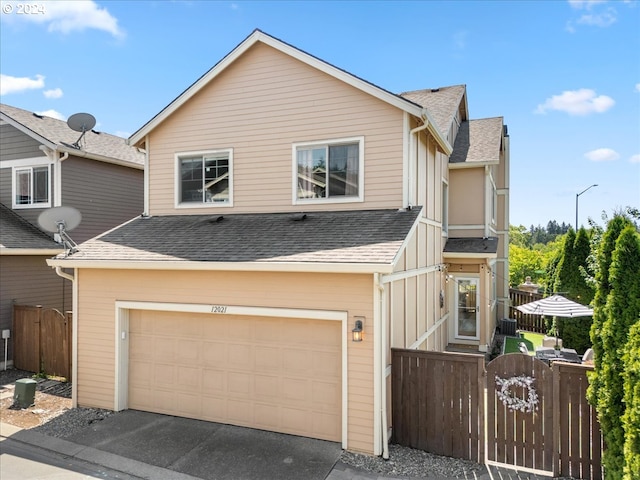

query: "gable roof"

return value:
[449, 117, 504, 165]
[128, 29, 452, 155]
[0, 104, 144, 168]
[400, 85, 467, 137]
[48, 208, 421, 272]
[0, 203, 62, 254]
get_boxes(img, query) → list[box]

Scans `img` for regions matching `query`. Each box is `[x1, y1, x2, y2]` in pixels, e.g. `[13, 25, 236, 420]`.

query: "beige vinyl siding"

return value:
[0, 124, 43, 160]
[449, 168, 484, 228]
[148, 42, 404, 215]
[0, 255, 71, 361]
[61, 157, 143, 243]
[76, 269, 376, 453]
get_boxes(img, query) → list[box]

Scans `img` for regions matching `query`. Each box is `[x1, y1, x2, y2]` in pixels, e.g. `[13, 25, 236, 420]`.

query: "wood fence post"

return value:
[552, 362, 560, 477]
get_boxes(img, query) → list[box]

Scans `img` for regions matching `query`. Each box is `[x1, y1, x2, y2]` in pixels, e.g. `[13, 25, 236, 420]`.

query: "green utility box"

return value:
[13, 378, 37, 408]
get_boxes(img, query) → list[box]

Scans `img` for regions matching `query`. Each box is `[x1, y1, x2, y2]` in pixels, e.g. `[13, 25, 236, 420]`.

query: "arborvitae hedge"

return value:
[623, 320, 640, 480]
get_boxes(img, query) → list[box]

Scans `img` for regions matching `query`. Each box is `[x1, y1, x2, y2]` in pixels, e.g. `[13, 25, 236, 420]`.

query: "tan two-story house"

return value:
[48, 30, 509, 456]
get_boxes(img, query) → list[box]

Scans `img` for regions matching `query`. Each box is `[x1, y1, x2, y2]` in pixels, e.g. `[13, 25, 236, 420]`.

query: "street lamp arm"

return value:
[575, 184, 599, 230]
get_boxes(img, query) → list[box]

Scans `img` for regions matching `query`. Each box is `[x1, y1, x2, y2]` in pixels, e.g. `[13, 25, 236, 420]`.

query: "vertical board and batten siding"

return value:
[76, 269, 376, 453]
[449, 168, 484, 226]
[147, 42, 405, 215]
[61, 157, 144, 243]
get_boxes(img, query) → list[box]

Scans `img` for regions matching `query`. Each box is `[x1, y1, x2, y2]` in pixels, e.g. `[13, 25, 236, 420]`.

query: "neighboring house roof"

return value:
[400, 85, 467, 137]
[449, 117, 504, 165]
[0, 203, 62, 253]
[52, 208, 421, 267]
[443, 237, 499, 257]
[128, 29, 452, 155]
[0, 104, 144, 168]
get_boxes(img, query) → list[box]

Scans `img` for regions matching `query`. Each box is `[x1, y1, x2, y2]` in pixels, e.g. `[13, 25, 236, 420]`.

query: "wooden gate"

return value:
[486, 354, 554, 475]
[12, 305, 72, 380]
[391, 349, 603, 479]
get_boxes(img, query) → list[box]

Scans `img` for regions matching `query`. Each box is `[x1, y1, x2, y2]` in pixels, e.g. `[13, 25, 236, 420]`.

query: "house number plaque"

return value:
[210, 305, 228, 314]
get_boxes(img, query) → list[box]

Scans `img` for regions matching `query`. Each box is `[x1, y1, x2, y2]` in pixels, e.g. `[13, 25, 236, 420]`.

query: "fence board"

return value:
[391, 349, 484, 463]
[509, 288, 546, 333]
[12, 305, 72, 381]
[12, 305, 41, 373]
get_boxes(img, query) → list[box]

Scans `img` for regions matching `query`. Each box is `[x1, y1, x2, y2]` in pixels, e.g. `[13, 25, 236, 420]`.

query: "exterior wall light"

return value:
[352, 317, 364, 342]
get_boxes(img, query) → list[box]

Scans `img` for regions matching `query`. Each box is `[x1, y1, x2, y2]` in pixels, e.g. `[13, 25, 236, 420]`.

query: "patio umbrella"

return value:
[515, 294, 593, 318]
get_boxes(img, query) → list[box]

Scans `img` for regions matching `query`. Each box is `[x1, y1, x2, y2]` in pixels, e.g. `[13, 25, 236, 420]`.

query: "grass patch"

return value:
[503, 331, 546, 355]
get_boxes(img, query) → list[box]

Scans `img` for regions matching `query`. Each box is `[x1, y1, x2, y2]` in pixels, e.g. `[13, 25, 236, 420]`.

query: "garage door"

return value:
[128, 310, 342, 441]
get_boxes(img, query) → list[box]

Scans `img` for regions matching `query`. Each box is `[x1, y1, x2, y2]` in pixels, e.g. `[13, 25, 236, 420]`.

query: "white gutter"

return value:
[45, 258, 396, 275]
[407, 111, 430, 208]
[39, 146, 69, 207]
[54, 266, 74, 282]
[0, 249, 63, 256]
[376, 272, 390, 460]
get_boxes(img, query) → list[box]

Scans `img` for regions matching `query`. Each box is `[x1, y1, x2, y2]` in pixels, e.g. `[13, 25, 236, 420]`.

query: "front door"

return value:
[455, 277, 479, 339]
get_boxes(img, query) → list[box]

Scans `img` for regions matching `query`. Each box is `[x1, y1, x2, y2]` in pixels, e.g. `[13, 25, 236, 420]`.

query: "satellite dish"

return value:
[62, 112, 96, 149]
[38, 206, 82, 256]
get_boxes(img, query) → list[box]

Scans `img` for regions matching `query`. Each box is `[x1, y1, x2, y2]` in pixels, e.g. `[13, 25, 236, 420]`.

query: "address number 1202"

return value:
[211, 305, 228, 314]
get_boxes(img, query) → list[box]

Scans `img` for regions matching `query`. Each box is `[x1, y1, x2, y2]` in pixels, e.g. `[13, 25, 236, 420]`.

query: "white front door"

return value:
[455, 277, 480, 340]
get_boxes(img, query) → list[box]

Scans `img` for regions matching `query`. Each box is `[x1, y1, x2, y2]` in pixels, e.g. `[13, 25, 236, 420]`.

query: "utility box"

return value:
[501, 318, 517, 336]
[13, 378, 37, 408]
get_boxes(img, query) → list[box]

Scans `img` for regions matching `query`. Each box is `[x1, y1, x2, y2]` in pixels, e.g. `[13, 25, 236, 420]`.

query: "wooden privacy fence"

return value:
[392, 349, 603, 480]
[509, 288, 546, 333]
[13, 305, 72, 381]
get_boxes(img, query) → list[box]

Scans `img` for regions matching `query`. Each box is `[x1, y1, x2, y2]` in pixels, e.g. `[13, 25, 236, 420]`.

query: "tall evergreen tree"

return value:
[596, 225, 640, 479]
[588, 216, 633, 409]
[554, 229, 577, 296]
[622, 320, 640, 480]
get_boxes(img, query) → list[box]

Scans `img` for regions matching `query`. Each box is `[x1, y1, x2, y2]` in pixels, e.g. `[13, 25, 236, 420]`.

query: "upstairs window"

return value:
[294, 137, 364, 204]
[13, 165, 50, 208]
[177, 150, 232, 206]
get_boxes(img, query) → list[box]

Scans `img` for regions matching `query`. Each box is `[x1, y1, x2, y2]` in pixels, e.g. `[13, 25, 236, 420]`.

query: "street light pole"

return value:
[575, 184, 598, 230]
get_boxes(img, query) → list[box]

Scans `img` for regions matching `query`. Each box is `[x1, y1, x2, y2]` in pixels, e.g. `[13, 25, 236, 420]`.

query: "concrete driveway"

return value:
[61, 410, 341, 479]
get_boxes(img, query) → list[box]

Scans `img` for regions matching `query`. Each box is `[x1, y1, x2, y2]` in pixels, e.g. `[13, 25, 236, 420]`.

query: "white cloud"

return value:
[43, 88, 63, 99]
[35, 109, 65, 121]
[2, 1, 125, 39]
[0, 74, 45, 95]
[534, 88, 615, 115]
[630, 154, 640, 164]
[568, 0, 608, 10]
[114, 130, 131, 139]
[584, 148, 620, 162]
[576, 9, 617, 27]
[635, 83, 640, 93]
[566, 0, 618, 32]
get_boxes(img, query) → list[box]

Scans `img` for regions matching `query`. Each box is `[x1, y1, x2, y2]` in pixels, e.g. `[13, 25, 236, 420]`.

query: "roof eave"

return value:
[0, 112, 57, 150]
[59, 146, 144, 170]
[449, 159, 500, 169]
[1, 248, 63, 256]
[45, 258, 395, 274]
[442, 252, 497, 259]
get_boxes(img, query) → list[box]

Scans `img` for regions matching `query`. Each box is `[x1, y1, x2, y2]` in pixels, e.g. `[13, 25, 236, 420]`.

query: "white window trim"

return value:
[174, 148, 234, 208]
[292, 136, 364, 206]
[11, 162, 52, 209]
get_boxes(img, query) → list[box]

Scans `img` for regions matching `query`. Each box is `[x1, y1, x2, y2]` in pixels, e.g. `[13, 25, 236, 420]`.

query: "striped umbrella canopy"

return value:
[515, 294, 593, 317]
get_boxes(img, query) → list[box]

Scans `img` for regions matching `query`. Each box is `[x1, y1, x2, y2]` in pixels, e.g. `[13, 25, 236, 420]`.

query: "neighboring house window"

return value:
[294, 137, 364, 204]
[12, 165, 50, 208]
[176, 150, 232, 206]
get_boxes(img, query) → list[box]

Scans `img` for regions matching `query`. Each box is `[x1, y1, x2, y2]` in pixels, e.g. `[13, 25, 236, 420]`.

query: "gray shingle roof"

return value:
[0, 104, 144, 167]
[399, 85, 466, 137]
[444, 237, 499, 255]
[61, 208, 421, 264]
[449, 117, 504, 164]
[0, 203, 61, 250]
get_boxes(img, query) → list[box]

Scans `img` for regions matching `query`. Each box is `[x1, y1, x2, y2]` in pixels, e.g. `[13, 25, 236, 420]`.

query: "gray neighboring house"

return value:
[0, 103, 144, 368]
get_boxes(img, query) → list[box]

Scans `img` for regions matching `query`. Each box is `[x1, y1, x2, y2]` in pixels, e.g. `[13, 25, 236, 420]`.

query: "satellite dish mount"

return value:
[38, 206, 82, 257]
[63, 113, 96, 149]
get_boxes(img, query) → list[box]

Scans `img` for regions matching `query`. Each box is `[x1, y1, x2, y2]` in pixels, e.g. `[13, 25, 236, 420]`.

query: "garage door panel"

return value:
[129, 312, 341, 442]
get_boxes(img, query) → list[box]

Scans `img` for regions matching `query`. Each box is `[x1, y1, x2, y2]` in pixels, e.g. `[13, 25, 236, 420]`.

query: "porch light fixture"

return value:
[352, 317, 364, 342]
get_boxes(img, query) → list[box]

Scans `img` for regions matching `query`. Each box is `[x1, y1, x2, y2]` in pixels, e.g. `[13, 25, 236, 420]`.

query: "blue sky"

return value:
[1, 0, 638, 229]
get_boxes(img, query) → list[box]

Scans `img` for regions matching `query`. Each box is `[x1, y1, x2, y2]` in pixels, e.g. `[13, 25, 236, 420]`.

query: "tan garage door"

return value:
[128, 310, 342, 441]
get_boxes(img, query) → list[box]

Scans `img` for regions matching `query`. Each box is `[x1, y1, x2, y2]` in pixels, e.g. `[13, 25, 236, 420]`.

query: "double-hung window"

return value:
[177, 149, 232, 206]
[294, 137, 364, 204]
[12, 164, 51, 208]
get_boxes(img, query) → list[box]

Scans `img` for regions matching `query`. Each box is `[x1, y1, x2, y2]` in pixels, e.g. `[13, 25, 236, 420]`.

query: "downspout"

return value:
[376, 273, 390, 460]
[408, 110, 430, 208]
[39, 146, 69, 207]
[53, 265, 77, 407]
